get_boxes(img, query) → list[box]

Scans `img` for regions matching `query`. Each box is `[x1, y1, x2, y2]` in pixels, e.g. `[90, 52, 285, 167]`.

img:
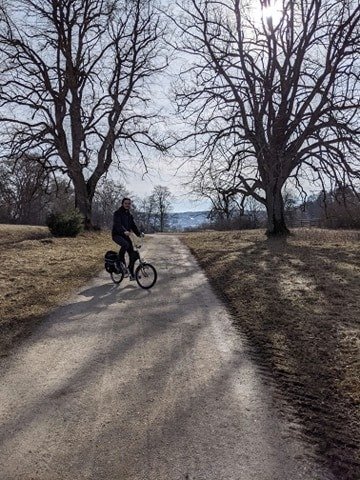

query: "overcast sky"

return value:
[112, 136, 211, 213]
[112, 26, 211, 214]
[125, 167, 211, 213]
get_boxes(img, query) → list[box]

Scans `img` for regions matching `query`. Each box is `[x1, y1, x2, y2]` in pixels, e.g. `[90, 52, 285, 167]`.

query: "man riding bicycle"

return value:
[112, 197, 141, 280]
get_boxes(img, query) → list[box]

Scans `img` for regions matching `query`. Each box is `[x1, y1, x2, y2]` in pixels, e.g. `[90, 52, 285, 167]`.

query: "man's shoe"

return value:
[120, 263, 129, 277]
[129, 274, 136, 281]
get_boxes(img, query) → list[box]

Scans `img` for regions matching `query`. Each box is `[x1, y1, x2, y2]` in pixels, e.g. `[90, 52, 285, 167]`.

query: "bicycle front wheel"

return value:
[135, 263, 157, 289]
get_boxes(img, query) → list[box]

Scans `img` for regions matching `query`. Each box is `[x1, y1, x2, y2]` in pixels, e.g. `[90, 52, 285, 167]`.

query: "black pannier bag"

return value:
[104, 250, 118, 273]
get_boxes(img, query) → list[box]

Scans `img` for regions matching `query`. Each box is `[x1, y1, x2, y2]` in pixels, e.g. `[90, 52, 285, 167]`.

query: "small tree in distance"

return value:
[0, 155, 50, 224]
[0, 159, 83, 225]
[135, 195, 157, 233]
[93, 178, 130, 228]
[320, 186, 360, 229]
[150, 185, 173, 232]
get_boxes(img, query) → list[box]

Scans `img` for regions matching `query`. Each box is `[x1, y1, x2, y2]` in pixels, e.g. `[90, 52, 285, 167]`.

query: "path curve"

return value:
[0, 234, 335, 480]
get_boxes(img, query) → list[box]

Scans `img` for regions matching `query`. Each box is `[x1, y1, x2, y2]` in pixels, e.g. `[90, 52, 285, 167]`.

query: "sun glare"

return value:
[252, 0, 283, 27]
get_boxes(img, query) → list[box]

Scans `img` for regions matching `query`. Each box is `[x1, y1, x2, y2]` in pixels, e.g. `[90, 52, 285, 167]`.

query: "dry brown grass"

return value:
[182, 228, 360, 480]
[0, 224, 52, 245]
[0, 225, 113, 353]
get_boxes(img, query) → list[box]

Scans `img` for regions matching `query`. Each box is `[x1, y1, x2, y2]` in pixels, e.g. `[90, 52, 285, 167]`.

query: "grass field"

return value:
[0, 224, 114, 353]
[182, 228, 360, 480]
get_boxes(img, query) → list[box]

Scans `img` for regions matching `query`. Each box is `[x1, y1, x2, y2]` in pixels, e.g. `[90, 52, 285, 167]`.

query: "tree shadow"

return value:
[0, 273, 326, 480]
[198, 234, 360, 480]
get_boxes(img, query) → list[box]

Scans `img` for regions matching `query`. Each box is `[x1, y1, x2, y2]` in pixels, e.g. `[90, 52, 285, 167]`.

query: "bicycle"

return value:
[104, 234, 157, 289]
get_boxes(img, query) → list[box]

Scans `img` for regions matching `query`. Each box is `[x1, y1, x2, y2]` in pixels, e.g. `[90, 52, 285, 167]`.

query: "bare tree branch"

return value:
[0, 0, 168, 226]
[170, 0, 360, 234]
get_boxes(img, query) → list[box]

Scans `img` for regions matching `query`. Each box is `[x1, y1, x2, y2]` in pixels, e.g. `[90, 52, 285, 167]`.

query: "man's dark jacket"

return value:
[112, 206, 140, 238]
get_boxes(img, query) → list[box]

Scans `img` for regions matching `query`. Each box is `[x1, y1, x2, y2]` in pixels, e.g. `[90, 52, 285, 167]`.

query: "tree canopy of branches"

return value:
[0, 0, 166, 227]
[319, 184, 360, 229]
[0, 155, 49, 223]
[132, 186, 172, 232]
[172, 0, 360, 235]
[93, 177, 129, 228]
[135, 195, 157, 232]
[197, 172, 240, 220]
[0, 156, 75, 224]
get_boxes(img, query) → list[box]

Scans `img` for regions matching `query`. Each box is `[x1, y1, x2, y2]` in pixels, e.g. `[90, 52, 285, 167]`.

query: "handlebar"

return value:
[130, 232, 145, 249]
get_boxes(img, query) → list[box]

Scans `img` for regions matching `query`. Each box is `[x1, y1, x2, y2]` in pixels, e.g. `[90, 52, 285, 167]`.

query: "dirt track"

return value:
[0, 234, 336, 479]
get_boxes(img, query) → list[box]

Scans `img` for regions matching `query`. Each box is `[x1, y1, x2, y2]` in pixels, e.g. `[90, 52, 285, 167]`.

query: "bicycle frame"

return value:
[109, 233, 157, 289]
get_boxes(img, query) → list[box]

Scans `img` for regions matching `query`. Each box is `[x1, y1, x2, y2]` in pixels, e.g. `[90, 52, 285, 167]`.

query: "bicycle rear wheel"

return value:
[135, 262, 157, 289]
[110, 269, 124, 284]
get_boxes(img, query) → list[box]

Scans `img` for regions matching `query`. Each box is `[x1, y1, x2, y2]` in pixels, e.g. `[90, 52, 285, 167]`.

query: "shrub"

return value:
[46, 209, 84, 237]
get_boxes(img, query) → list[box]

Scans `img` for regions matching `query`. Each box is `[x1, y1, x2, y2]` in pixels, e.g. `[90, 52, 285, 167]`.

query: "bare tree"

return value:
[320, 184, 360, 228]
[150, 184, 172, 231]
[171, 0, 360, 235]
[190, 147, 245, 220]
[0, 0, 167, 227]
[0, 155, 50, 224]
[93, 177, 129, 228]
[196, 172, 239, 221]
[135, 195, 157, 232]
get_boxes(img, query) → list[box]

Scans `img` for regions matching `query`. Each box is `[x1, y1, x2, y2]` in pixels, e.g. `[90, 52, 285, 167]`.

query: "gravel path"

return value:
[0, 234, 335, 480]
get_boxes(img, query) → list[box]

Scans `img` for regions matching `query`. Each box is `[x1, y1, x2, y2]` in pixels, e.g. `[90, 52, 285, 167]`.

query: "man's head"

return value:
[121, 197, 132, 210]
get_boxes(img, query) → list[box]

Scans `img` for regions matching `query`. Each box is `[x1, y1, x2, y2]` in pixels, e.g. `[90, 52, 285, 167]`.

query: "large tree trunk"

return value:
[265, 184, 290, 236]
[72, 173, 94, 230]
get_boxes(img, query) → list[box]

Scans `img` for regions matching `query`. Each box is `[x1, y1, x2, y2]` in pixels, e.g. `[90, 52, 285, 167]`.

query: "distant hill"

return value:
[168, 211, 209, 231]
